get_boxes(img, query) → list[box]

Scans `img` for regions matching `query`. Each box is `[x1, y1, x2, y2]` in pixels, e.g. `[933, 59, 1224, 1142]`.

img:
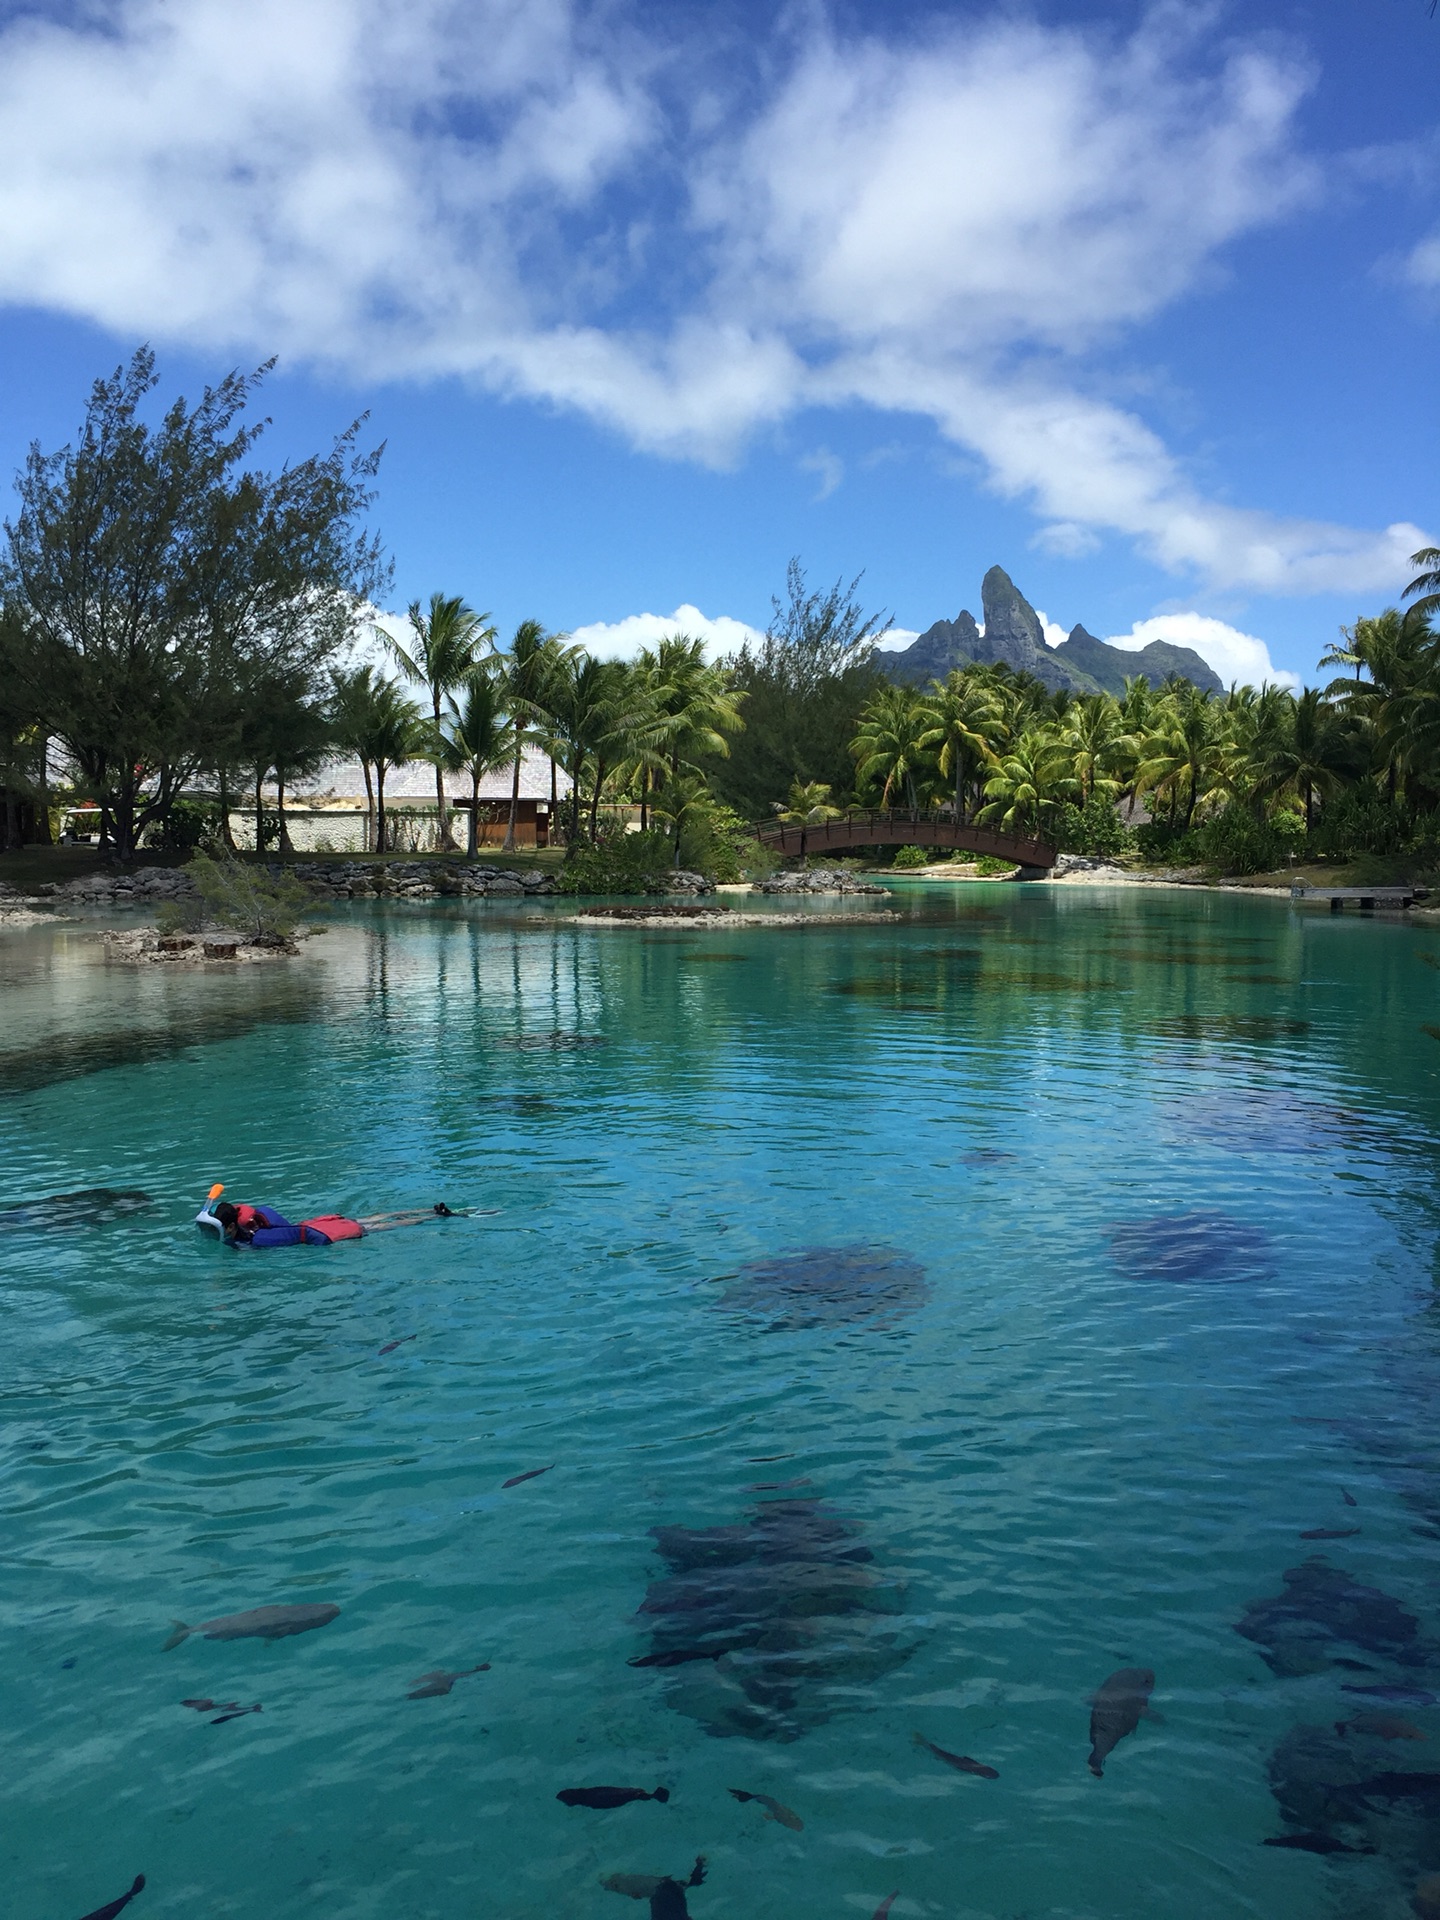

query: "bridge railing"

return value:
[754, 808, 1056, 869]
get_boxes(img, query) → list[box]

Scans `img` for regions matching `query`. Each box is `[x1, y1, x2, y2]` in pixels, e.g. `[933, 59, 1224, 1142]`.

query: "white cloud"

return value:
[874, 627, 920, 653]
[0, 1, 1418, 596]
[567, 603, 763, 661]
[1034, 609, 1070, 650]
[799, 446, 844, 500]
[1104, 612, 1300, 690]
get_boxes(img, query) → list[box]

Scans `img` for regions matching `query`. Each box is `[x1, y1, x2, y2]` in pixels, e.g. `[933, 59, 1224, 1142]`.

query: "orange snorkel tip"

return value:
[207, 1183, 224, 1202]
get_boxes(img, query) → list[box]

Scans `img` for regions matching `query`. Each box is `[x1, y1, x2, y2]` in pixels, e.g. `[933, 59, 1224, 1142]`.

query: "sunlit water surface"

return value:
[4, 885, 1440, 1920]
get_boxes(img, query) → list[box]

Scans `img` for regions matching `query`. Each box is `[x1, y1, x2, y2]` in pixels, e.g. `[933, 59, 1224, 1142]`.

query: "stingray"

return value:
[1171, 1089, 1366, 1155]
[1237, 1559, 1423, 1677]
[1106, 1212, 1275, 1285]
[0, 1188, 154, 1230]
[716, 1245, 928, 1332]
[630, 1498, 911, 1741]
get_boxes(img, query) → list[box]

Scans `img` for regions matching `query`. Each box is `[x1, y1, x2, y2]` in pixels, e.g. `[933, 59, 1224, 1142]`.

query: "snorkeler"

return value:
[197, 1189, 462, 1247]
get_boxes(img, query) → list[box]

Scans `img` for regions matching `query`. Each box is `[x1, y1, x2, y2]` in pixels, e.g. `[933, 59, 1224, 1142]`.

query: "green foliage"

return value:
[1195, 803, 1304, 876]
[892, 844, 928, 868]
[709, 558, 888, 818]
[1053, 796, 1136, 858]
[0, 348, 386, 860]
[555, 827, 675, 895]
[1309, 786, 1436, 859]
[184, 853, 313, 939]
[142, 795, 221, 858]
[973, 854, 1019, 876]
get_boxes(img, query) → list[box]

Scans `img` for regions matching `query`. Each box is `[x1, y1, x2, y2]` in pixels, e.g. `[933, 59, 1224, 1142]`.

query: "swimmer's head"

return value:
[213, 1200, 239, 1230]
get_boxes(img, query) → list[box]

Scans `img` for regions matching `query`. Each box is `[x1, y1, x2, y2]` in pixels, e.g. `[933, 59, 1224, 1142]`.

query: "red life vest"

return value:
[234, 1204, 260, 1230]
[299, 1214, 364, 1244]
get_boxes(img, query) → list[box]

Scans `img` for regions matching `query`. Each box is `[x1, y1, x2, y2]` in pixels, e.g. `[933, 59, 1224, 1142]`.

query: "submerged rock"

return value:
[1238, 1559, 1423, 1677]
[716, 1245, 928, 1332]
[631, 1498, 910, 1741]
[1106, 1212, 1275, 1285]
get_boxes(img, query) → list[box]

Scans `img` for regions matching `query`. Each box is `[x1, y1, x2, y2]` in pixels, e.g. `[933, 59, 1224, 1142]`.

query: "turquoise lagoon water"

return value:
[3, 884, 1440, 1920]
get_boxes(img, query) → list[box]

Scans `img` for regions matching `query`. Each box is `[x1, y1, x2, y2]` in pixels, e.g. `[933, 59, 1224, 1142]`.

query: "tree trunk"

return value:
[34, 734, 51, 843]
[255, 772, 265, 854]
[433, 690, 455, 852]
[1304, 775, 1314, 834]
[550, 752, 558, 843]
[377, 764, 387, 854]
[502, 743, 522, 851]
[356, 762, 373, 853]
[468, 776, 479, 859]
[218, 769, 238, 851]
[590, 759, 605, 840]
[277, 774, 293, 854]
[98, 802, 111, 853]
[2, 790, 16, 851]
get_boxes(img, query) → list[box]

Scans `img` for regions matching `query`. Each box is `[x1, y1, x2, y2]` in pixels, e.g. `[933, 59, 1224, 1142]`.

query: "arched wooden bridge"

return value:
[755, 810, 1057, 870]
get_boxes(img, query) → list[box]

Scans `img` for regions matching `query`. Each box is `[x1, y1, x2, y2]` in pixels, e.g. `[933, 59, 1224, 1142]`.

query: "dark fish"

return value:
[502, 1465, 554, 1488]
[180, 1697, 260, 1722]
[1237, 1560, 1420, 1676]
[746, 1454, 794, 1464]
[1336, 1713, 1425, 1741]
[728, 1787, 803, 1829]
[873, 1898, 898, 1920]
[1263, 1832, 1374, 1855]
[1088, 1667, 1156, 1776]
[1343, 1685, 1439, 1706]
[164, 1602, 339, 1649]
[1334, 1659, 1379, 1672]
[76, 1877, 146, 1920]
[558, 1785, 670, 1809]
[1300, 1528, 1361, 1541]
[650, 1858, 705, 1920]
[1342, 1489, 1358, 1507]
[407, 1663, 489, 1698]
[745, 1477, 812, 1492]
[913, 1731, 999, 1778]
[378, 1334, 417, 1355]
[0, 1188, 153, 1231]
[628, 1645, 733, 1669]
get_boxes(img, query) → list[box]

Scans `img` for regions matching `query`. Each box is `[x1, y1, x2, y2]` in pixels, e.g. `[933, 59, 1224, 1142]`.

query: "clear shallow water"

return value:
[3, 887, 1440, 1919]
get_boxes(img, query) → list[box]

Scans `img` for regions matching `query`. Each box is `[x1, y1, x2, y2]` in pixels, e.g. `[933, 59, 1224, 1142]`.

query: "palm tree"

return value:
[850, 684, 934, 809]
[629, 636, 744, 829]
[330, 665, 421, 852]
[977, 728, 1074, 832]
[775, 779, 841, 825]
[1264, 687, 1353, 833]
[385, 594, 495, 851]
[1057, 692, 1126, 809]
[1135, 684, 1224, 829]
[497, 621, 573, 851]
[919, 672, 1001, 820]
[548, 653, 630, 845]
[443, 668, 515, 857]
[652, 769, 712, 865]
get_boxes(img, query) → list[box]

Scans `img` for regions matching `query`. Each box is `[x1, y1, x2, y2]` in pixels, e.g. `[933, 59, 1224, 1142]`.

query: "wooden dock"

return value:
[1290, 883, 1416, 912]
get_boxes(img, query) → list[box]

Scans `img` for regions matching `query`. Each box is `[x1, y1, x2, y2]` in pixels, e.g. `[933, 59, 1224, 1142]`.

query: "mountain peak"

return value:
[880, 568, 1223, 696]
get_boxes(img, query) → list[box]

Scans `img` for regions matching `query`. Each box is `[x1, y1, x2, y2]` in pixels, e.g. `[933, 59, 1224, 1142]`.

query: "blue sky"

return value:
[0, 0, 1436, 687]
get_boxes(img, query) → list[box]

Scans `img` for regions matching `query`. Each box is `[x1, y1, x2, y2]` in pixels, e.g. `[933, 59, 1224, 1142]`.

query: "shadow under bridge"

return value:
[754, 810, 1058, 871]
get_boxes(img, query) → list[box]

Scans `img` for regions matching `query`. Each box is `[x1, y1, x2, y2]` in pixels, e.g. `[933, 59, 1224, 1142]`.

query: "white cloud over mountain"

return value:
[1103, 612, 1299, 690]
[0, 0, 1421, 595]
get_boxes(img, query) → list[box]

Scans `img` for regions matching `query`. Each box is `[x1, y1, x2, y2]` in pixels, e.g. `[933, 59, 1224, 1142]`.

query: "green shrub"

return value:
[1309, 787, 1440, 861]
[1053, 797, 1135, 859]
[155, 894, 206, 935]
[184, 854, 313, 939]
[892, 844, 928, 868]
[557, 827, 675, 895]
[973, 854, 1018, 876]
[1195, 803, 1304, 876]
